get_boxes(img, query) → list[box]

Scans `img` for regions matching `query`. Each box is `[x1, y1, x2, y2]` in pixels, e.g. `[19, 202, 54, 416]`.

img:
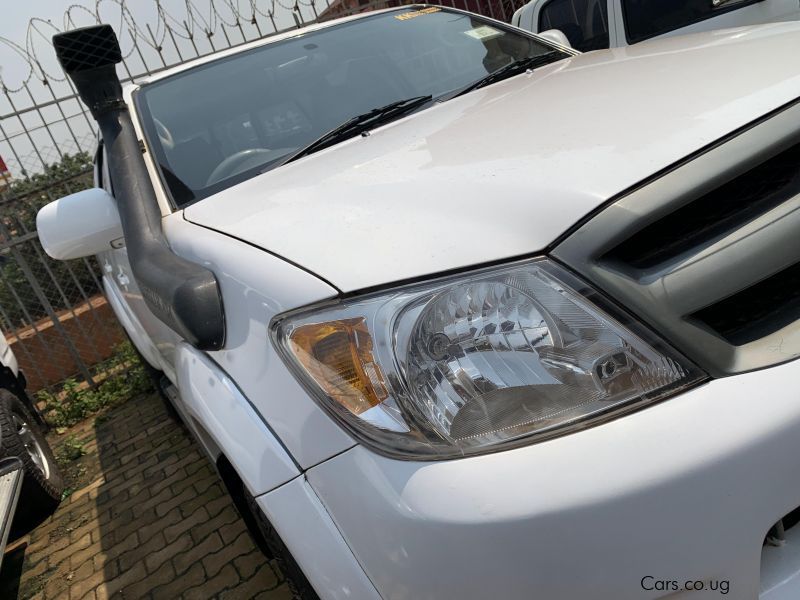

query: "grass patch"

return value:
[55, 435, 87, 465]
[38, 342, 152, 428]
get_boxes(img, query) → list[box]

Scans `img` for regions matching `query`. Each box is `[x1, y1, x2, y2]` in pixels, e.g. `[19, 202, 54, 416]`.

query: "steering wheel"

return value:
[206, 148, 274, 186]
[153, 118, 174, 151]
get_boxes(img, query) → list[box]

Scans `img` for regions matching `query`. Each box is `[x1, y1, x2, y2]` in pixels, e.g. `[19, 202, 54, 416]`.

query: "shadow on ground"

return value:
[0, 392, 295, 599]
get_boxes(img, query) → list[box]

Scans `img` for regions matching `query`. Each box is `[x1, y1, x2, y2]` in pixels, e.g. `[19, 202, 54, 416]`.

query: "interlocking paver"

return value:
[0, 393, 297, 599]
[162, 506, 210, 544]
[151, 561, 205, 600]
[174, 532, 224, 576]
[234, 551, 266, 580]
[144, 532, 192, 574]
[123, 559, 174, 599]
[221, 562, 281, 599]
[183, 563, 240, 600]
[191, 504, 240, 545]
[203, 531, 253, 579]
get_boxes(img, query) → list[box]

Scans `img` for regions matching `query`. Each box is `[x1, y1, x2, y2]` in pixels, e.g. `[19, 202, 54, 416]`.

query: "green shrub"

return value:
[56, 435, 87, 464]
[38, 341, 153, 428]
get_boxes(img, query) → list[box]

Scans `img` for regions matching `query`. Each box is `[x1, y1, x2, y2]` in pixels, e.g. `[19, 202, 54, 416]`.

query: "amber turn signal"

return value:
[288, 318, 388, 415]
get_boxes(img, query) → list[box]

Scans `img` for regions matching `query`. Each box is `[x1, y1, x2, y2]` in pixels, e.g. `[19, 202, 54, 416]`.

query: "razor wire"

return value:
[1, 0, 525, 176]
[1, 0, 325, 92]
[0, 0, 324, 394]
[0, 0, 526, 392]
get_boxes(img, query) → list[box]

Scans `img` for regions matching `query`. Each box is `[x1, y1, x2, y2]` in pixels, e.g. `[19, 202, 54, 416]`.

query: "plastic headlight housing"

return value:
[272, 259, 704, 459]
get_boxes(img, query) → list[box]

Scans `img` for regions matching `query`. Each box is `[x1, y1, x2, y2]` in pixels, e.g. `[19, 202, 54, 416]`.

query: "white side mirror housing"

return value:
[539, 29, 572, 50]
[37, 188, 123, 260]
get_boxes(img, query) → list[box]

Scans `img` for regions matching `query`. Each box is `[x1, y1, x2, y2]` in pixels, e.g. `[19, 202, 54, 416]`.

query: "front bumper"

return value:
[307, 357, 800, 600]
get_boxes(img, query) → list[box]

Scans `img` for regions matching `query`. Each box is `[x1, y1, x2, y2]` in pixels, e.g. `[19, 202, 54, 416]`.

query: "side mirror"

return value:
[37, 188, 123, 260]
[539, 29, 573, 50]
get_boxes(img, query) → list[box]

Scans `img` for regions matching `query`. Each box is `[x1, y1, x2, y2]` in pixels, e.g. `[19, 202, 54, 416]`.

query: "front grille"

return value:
[692, 261, 800, 346]
[552, 100, 800, 375]
[607, 142, 800, 270]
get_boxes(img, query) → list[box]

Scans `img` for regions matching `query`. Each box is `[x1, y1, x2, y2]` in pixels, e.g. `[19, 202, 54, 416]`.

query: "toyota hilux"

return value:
[36, 6, 800, 599]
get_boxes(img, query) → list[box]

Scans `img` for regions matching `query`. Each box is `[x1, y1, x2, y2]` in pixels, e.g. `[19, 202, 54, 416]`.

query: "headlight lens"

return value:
[273, 259, 704, 459]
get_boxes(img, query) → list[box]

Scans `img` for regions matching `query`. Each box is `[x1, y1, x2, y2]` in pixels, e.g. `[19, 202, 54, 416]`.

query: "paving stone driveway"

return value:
[0, 393, 297, 600]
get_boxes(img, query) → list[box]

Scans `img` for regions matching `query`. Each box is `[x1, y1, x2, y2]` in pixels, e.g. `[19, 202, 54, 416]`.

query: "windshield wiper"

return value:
[447, 51, 566, 100]
[274, 95, 433, 168]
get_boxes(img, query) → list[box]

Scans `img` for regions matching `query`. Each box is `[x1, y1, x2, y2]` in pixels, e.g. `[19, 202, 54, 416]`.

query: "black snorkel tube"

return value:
[53, 25, 225, 350]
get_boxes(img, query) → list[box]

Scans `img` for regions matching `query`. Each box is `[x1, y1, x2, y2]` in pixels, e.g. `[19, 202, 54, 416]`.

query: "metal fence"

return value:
[0, 0, 526, 392]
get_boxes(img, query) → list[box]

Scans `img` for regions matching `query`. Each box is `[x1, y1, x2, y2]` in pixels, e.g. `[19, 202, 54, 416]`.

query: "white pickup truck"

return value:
[512, 0, 800, 51]
[36, 6, 800, 599]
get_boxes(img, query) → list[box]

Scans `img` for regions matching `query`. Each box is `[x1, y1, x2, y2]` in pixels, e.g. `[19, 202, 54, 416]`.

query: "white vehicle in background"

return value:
[35, 5, 800, 599]
[0, 331, 62, 564]
[512, 0, 800, 51]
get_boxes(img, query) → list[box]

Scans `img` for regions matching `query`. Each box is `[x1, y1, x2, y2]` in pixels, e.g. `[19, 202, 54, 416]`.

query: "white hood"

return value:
[184, 22, 800, 293]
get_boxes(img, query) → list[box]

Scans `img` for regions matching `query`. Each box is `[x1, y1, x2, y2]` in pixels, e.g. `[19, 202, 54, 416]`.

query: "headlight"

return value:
[272, 259, 704, 459]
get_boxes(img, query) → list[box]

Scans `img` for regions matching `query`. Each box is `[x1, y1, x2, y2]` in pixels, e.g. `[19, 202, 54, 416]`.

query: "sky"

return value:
[1, 1, 307, 90]
[1, 1, 72, 85]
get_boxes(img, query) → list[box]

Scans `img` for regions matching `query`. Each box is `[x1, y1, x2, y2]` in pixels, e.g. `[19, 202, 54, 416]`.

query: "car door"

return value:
[95, 144, 182, 382]
[614, 0, 800, 46]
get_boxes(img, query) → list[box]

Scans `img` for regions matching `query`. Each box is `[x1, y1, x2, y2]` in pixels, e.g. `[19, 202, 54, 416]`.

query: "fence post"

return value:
[0, 220, 95, 386]
[165, 22, 185, 62]
[146, 24, 169, 68]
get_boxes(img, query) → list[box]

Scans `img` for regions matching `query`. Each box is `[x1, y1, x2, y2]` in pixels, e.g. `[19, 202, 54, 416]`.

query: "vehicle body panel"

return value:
[162, 215, 355, 468]
[513, 0, 800, 49]
[256, 477, 382, 599]
[184, 22, 800, 293]
[308, 357, 800, 599]
[174, 342, 299, 495]
[614, 0, 800, 45]
[102, 276, 163, 372]
[100, 245, 182, 377]
[99, 206, 354, 469]
[0, 333, 18, 378]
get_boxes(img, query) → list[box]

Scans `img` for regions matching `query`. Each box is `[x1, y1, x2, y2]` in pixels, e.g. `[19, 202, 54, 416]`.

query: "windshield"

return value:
[137, 7, 565, 206]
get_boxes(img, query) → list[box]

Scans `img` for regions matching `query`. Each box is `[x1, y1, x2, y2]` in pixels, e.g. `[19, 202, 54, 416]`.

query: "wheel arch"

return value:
[174, 342, 299, 496]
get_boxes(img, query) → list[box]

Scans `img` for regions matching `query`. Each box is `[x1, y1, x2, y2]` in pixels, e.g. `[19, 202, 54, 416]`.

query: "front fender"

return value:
[175, 342, 299, 495]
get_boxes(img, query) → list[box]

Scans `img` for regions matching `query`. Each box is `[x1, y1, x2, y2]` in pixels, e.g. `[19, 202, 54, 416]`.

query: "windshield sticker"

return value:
[395, 7, 441, 20]
[464, 25, 503, 41]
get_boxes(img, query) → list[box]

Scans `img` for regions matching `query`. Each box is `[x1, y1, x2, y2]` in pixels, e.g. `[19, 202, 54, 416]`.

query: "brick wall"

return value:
[9, 295, 125, 392]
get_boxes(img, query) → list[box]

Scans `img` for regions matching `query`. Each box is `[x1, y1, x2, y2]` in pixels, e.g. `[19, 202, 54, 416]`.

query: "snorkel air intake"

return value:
[53, 25, 225, 350]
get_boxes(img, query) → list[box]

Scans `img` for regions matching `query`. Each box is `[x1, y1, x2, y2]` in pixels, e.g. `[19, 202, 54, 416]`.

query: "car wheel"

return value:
[244, 489, 320, 600]
[0, 389, 63, 539]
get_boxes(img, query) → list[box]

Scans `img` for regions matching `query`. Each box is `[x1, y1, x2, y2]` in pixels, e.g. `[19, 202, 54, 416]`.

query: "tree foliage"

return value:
[0, 152, 100, 329]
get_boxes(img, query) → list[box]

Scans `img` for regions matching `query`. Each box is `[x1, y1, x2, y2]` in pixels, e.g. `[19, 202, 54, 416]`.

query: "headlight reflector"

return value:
[273, 259, 704, 459]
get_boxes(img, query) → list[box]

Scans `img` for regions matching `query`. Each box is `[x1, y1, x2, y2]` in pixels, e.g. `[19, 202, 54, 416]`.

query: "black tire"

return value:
[0, 389, 63, 539]
[245, 489, 319, 600]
